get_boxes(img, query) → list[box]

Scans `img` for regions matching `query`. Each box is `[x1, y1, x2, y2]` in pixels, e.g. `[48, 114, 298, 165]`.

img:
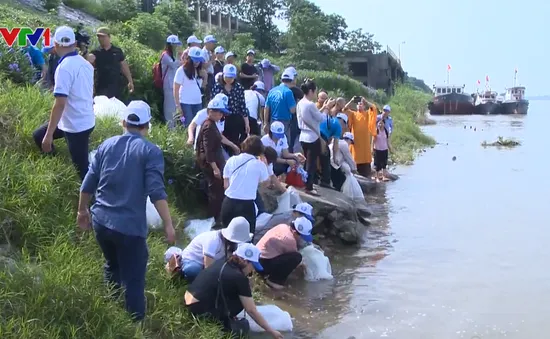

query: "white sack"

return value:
[93, 96, 127, 119]
[341, 172, 364, 204]
[300, 244, 333, 281]
[146, 197, 163, 230]
[273, 186, 303, 215]
[238, 305, 293, 333]
[185, 217, 215, 239]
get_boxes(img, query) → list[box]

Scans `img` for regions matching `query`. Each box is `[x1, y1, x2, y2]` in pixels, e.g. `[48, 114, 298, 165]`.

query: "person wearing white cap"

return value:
[318, 104, 346, 189]
[212, 64, 250, 154]
[239, 49, 258, 91]
[256, 216, 313, 290]
[224, 51, 237, 65]
[185, 242, 284, 338]
[181, 35, 202, 62]
[213, 46, 225, 75]
[329, 131, 357, 191]
[165, 216, 252, 282]
[173, 46, 206, 127]
[256, 58, 280, 92]
[202, 35, 217, 101]
[292, 202, 315, 222]
[260, 121, 302, 176]
[378, 104, 394, 135]
[195, 94, 240, 219]
[79, 100, 175, 321]
[262, 67, 297, 141]
[33, 25, 95, 181]
[160, 35, 183, 127]
[244, 80, 266, 135]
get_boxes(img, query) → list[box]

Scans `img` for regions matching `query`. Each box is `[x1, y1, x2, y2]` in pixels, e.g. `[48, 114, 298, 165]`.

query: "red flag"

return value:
[486, 75, 489, 82]
[477, 80, 481, 85]
[447, 64, 451, 71]
[514, 68, 518, 73]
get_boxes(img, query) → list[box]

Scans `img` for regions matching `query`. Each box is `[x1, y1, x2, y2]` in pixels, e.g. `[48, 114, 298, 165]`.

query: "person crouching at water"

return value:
[373, 119, 392, 182]
[256, 216, 313, 290]
[78, 100, 175, 321]
[261, 121, 303, 176]
[165, 217, 252, 283]
[330, 132, 357, 191]
[221, 135, 270, 237]
[185, 243, 284, 339]
[255, 146, 288, 215]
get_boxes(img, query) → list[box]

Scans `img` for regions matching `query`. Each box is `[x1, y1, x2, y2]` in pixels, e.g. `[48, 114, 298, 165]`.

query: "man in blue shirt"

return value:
[377, 104, 394, 135]
[319, 112, 347, 188]
[23, 44, 46, 83]
[77, 100, 175, 321]
[263, 68, 297, 143]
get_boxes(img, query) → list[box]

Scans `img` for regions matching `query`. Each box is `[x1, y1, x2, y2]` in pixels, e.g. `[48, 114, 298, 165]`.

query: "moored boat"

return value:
[428, 84, 475, 115]
[500, 86, 529, 115]
[474, 90, 499, 115]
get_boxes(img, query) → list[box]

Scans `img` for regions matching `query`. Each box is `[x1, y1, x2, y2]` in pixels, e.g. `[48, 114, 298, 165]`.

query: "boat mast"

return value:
[513, 68, 518, 87]
[447, 64, 451, 84]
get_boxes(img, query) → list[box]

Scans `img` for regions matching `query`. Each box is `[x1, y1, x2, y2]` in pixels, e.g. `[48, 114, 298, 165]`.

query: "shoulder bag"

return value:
[215, 262, 250, 336]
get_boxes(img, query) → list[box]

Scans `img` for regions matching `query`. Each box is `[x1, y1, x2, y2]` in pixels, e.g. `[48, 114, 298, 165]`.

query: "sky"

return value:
[275, 0, 549, 95]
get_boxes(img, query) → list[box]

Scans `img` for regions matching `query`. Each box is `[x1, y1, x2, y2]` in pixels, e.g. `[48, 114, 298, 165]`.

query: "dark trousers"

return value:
[331, 167, 347, 191]
[273, 163, 289, 176]
[32, 122, 94, 180]
[255, 192, 265, 215]
[201, 166, 224, 220]
[96, 84, 122, 101]
[289, 115, 299, 153]
[220, 196, 257, 236]
[356, 163, 372, 178]
[248, 117, 260, 136]
[319, 135, 331, 185]
[259, 252, 302, 285]
[94, 224, 148, 321]
[301, 139, 322, 191]
[223, 114, 246, 156]
[206, 73, 215, 102]
[374, 149, 389, 171]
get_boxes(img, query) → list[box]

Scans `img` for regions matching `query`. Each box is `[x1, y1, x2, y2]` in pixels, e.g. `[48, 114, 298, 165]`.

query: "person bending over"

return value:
[261, 121, 303, 176]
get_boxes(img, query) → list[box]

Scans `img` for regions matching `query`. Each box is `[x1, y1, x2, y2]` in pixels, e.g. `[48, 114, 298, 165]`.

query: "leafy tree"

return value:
[122, 12, 169, 50]
[343, 28, 382, 53]
[236, 0, 283, 52]
[324, 13, 348, 49]
[153, 1, 195, 40]
[99, 0, 138, 22]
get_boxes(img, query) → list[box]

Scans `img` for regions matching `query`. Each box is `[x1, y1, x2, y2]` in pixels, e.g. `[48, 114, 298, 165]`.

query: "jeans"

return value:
[181, 103, 202, 127]
[32, 122, 94, 180]
[301, 139, 322, 191]
[94, 224, 148, 321]
[259, 252, 302, 285]
[182, 259, 203, 283]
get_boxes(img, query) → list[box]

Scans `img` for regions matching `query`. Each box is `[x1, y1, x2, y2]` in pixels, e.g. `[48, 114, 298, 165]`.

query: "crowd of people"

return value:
[26, 25, 396, 338]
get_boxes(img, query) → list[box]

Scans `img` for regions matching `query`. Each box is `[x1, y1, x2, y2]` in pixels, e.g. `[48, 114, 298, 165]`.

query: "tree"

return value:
[324, 14, 348, 49]
[236, 0, 283, 52]
[153, 1, 195, 40]
[343, 28, 382, 53]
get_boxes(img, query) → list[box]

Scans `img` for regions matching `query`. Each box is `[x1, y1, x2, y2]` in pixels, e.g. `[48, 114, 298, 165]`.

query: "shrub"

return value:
[42, 0, 61, 11]
[122, 12, 170, 51]
[153, 1, 195, 41]
[98, 0, 139, 22]
[0, 45, 36, 85]
[63, 0, 104, 17]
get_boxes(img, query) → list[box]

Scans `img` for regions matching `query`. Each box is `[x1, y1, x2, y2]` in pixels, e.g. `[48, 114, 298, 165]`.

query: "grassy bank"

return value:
[0, 3, 434, 338]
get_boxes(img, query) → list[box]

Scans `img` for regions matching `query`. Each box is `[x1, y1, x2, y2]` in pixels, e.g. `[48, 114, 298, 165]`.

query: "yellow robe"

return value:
[346, 107, 378, 165]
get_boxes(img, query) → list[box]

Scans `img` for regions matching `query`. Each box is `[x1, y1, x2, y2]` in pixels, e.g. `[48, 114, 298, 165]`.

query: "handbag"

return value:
[215, 262, 250, 337]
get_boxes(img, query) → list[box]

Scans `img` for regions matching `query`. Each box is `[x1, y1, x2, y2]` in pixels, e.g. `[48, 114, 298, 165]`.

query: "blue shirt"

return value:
[377, 114, 393, 134]
[320, 115, 342, 140]
[23, 46, 45, 70]
[265, 84, 296, 121]
[81, 132, 168, 238]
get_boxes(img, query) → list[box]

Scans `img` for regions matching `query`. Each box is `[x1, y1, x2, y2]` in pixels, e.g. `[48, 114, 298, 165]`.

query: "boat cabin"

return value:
[433, 84, 466, 96]
[504, 86, 525, 101]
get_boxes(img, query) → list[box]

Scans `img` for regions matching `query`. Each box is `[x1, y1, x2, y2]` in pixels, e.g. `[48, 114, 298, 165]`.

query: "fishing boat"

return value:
[428, 84, 475, 115]
[500, 69, 528, 115]
[474, 90, 499, 115]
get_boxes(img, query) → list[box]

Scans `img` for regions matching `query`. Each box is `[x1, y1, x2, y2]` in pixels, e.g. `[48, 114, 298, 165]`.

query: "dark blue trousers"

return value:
[94, 224, 148, 321]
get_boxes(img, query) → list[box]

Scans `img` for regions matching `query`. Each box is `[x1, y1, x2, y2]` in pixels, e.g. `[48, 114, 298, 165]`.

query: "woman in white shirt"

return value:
[297, 79, 332, 195]
[261, 121, 302, 176]
[330, 132, 357, 191]
[164, 217, 252, 283]
[221, 135, 270, 240]
[244, 80, 266, 135]
[161, 35, 183, 128]
[173, 46, 206, 127]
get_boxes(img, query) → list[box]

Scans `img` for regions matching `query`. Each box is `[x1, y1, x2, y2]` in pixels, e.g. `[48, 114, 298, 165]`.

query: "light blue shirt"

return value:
[266, 84, 296, 122]
[81, 132, 167, 238]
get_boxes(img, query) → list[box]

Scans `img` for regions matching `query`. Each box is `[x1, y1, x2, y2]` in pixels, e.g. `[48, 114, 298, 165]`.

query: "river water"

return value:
[253, 101, 550, 339]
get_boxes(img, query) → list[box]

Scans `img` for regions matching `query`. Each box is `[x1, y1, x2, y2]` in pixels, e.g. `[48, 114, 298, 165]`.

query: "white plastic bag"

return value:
[93, 96, 127, 119]
[146, 197, 163, 230]
[273, 186, 303, 215]
[238, 305, 293, 332]
[185, 217, 215, 239]
[341, 173, 364, 203]
[255, 212, 273, 232]
[300, 244, 333, 281]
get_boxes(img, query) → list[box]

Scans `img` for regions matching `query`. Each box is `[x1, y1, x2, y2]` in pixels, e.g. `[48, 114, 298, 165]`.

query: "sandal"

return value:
[305, 189, 320, 196]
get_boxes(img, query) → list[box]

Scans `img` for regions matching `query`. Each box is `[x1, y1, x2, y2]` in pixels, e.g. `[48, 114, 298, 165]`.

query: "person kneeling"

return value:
[185, 243, 284, 339]
[165, 217, 251, 283]
[256, 216, 313, 290]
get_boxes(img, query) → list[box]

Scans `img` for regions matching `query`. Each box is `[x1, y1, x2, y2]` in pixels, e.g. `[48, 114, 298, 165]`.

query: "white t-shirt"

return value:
[53, 54, 95, 133]
[223, 154, 269, 200]
[244, 89, 265, 120]
[267, 163, 274, 176]
[181, 230, 225, 265]
[192, 108, 225, 149]
[261, 134, 288, 157]
[297, 98, 323, 143]
[202, 47, 214, 74]
[174, 66, 202, 105]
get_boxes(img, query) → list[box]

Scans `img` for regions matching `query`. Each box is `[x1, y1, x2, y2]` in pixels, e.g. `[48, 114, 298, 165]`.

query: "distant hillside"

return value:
[405, 75, 432, 94]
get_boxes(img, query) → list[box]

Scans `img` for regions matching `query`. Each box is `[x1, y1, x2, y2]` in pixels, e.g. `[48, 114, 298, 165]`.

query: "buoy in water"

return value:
[452, 156, 457, 161]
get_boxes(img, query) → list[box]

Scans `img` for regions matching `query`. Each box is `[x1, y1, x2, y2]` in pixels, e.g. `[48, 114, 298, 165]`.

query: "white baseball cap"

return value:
[203, 35, 217, 43]
[233, 243, 263, 272]
[214, 46, 225, 54]
[281, 68, 295, 81]
[270, 121, 285, 139]
[163, 246, 183, 262]
[336, 112, 348, 124]
[253, 81, 265, 91]
[207, 93, 230, 114]
[383, 104, 391, 112]
[246, 49, 255, 55]
[221, 217, 252, 243]
[124, 100, 152, 126]
[54, 26, 76, 47]
[292, 216, 313, 243]
[215, 72, 223, 83]
[293, 202, 314, 221]
[286, 66, 298, 76]
[188, 46, 205, 63]
[186, 35, 202, 44]
[343, 132, 354, 143]
[166, 35, 182, 45]
[225, 51, 236, 59]
[223, 64, 238, 78]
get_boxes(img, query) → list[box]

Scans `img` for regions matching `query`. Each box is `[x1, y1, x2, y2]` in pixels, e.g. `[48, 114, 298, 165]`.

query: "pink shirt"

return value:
[256, 224, 298, 259]
[374, 126, 389, 151]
